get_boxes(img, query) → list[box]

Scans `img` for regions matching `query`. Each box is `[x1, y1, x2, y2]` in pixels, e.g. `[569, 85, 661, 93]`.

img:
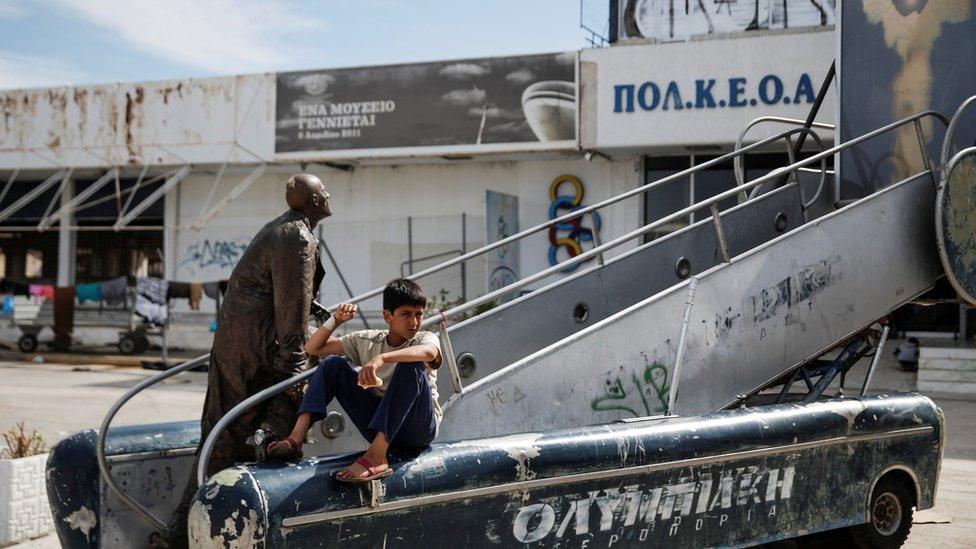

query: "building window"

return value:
[643, 151, 824, 242]
[644, 156, 691, 241]
[25, 249, 43, 278]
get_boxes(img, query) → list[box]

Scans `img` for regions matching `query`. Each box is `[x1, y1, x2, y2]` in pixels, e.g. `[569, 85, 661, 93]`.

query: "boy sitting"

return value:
[267, 278, 441, 482]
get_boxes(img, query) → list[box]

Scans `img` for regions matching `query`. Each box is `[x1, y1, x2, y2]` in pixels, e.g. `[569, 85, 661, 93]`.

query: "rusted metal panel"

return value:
[0, 74, 275, 169]
[187, 394, 942, 548]
[936, 152, 976, 305]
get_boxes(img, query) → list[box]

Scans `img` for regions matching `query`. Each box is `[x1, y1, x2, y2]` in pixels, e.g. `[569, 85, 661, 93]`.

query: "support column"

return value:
[56, 178, 76, 286]
[163, 178, 179, 280]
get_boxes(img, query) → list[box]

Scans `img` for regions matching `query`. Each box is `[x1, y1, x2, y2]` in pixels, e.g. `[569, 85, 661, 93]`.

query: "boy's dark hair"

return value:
[383, 278, 426, 312]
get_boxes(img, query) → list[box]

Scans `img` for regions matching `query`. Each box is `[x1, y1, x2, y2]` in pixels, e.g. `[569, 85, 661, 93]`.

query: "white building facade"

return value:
[0, 26, 835, 350]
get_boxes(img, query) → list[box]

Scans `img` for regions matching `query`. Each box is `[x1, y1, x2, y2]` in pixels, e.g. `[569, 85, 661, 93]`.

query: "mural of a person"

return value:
[862, 0, 972, 182]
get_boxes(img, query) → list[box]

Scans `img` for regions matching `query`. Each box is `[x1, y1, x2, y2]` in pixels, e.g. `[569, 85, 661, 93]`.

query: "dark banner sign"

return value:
[275, 52, 576, 154]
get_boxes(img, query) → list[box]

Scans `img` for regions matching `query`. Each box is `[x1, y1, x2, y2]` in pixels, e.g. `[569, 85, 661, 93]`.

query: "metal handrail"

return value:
[400, 249, 462, 278]
[940, 95, 976, 172]
[198, 368, 317, 485]
[197, 109, 949, 485]
[934, 145, 976, 306]
[733, 116, 835, 189]
[756, 128, 828, 207]
[946, 147, 976, 181]
[96, 353, 210, 534]
[421, 110, 947, 330]
[327, 126, 840, 311]
[733, 121, 831, 205]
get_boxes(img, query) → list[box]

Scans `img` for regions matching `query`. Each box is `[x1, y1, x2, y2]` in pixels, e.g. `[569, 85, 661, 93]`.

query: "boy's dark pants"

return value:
[301, 355, 437, 448]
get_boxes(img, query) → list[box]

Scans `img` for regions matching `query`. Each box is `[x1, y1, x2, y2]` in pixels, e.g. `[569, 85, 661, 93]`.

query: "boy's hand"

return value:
[357, 355, 385, 388]
[333, 303, 357, 325]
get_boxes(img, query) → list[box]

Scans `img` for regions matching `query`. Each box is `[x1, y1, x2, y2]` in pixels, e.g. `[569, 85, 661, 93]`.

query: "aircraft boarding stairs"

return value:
[299, 118, 834, 453]
[48, 101, 975, 547]
[427, 108, 949, 439]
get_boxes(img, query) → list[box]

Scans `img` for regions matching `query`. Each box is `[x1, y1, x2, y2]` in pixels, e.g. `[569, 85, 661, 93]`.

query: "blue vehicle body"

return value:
[47, 393, 943, 548]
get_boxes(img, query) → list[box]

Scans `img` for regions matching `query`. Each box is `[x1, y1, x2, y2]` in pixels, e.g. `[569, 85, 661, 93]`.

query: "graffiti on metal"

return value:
[749, 256, 840, 323]
[486, 385, 528, 409]
[591, 354, 669, 417]
[511, 464, 795, 544]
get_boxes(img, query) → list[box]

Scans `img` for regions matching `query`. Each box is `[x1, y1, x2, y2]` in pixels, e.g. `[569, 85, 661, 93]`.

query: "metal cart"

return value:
[9, 294, 164, 354]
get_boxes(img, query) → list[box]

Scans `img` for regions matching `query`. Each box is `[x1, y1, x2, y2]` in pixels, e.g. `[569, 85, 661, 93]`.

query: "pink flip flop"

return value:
[336, 455, 392, 483]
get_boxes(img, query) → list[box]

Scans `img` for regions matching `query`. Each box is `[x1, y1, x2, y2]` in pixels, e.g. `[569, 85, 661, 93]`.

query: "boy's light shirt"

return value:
[339, 329, 442, 424]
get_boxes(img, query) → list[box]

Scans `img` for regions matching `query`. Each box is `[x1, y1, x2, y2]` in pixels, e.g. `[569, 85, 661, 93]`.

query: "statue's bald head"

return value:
[285, 173, 331, 225]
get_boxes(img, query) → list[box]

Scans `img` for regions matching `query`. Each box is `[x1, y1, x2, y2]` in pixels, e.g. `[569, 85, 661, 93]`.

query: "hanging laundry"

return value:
[135, 277, 168, 326]
[54, 286, 75, 346]
[75, 282, 102, 304]
[29, 284, 55, 301]
[167, 281, 191, 300]
[203, 281, 222, 300]
[100, 276, 128, 306]
[189, 283, 203, 311]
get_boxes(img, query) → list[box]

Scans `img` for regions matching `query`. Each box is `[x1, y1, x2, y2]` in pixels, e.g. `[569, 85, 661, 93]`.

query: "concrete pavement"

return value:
[2, 338, 974, 547]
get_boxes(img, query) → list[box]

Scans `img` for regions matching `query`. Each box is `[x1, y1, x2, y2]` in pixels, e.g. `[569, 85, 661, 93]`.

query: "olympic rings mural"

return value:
[548, 175, 602, 273]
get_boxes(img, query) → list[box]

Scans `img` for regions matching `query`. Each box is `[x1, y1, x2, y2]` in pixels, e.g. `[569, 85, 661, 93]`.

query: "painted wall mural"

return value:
[547, 175, 602, 273]
[839, 1, 975, 196]
[619, 0, 836, 42]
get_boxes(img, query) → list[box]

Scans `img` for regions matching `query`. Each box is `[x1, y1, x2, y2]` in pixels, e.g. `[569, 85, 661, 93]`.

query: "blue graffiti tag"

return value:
[180, 239, 249, 270]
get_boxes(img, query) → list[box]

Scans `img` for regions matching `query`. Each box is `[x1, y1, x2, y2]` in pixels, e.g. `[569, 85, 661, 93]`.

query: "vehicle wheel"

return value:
[850, 476, 914, 548]
[18, 334, 38, 353]
[118, 333, 139, 355]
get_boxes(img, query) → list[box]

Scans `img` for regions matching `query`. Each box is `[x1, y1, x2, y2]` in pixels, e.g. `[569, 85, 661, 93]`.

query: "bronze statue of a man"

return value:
[161, 174, 331, 547]
[202, 173, 331, 468]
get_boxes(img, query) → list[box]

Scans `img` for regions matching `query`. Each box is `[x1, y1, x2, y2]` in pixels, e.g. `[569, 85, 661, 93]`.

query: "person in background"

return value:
[894, 337, 920, 372]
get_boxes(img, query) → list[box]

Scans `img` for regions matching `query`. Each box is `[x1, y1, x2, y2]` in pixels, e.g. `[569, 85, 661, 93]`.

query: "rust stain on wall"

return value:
[124, 86, 146, 161]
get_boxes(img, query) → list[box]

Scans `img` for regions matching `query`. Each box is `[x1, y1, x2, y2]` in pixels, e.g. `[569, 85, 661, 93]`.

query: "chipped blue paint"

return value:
[192, 394, 941, 548]
[46, 421, 199, 548]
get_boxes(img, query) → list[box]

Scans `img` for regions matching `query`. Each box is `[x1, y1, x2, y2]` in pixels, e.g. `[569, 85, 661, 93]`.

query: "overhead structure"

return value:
[38, 168, 120, 231]
[114, 166, 190, 230]
[0, 168, 70, 223]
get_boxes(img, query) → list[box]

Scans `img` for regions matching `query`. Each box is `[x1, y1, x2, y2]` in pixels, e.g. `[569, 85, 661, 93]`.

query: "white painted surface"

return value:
[0, 75, 275, 169]
[919, 347, 976, 361]
[580, 29, 836, 151]
[919, 346, 976, 395]
[0, 454, 53, 547]
[170, 156, 642, 314]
